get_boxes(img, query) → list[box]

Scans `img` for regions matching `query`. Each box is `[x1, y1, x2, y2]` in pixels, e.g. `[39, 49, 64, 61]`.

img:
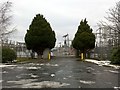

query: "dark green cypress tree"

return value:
[25, 14, 56, 58]
[72, 19, 95, 59]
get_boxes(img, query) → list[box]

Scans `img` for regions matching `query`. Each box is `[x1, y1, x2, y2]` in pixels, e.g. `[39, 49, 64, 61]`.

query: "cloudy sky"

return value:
[1, 0, 119, 46]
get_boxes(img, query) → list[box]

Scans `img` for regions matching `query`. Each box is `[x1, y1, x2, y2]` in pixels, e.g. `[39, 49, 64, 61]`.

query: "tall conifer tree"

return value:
[72, 19, 95, 59]
[25, 14, 56, 58]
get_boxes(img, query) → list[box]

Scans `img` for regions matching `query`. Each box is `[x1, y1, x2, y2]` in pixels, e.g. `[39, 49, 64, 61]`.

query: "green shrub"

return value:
[110, 47, 120, 65]
[2, 47, 17, 63]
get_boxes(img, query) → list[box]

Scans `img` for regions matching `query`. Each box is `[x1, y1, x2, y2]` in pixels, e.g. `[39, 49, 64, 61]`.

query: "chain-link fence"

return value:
[2, 40, 31, 58]
[94, 26, 120, 60]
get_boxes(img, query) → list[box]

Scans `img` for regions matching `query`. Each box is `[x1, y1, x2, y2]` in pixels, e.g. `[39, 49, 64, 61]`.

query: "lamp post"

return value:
[63, 34, 69, 55]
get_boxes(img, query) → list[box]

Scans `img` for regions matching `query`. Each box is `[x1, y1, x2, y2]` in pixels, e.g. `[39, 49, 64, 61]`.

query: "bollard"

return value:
[81, 53, 83, 60]
[48, 53, 51, 60]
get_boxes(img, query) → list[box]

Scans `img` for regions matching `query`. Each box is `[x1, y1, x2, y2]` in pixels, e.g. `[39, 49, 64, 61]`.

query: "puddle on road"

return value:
[7, 66, 42, 70]
[16, 75, 21, 79]
[63, 77, 67, 80]
[42, 73, 49, 75]
[68, 76, 72, 78]
[93, 71, 102, 75]
[104, 70, 119, 74]
[30, 74, 39, 78]
[1, 63, 58, 71]
[16, 66, 24, 69]
[34, 63, 59, 67]
[79, 80, 95, 85]
[7, 79, 38, 85]
[24, 63, 59, 67]
[22, 81, 70, 88]
[0, 80, 3, 83]
[86, 67, 95, 71]
[27, 63, 35, 65]
[2, 71, 8, 74]
[26, 67, 41, 70]
[16, 73, 39, 79]
[45, 63, 59, 67]
[6, 79, 70, 88]
[0, 64, 17, 68]
[57, 70, 63, 73]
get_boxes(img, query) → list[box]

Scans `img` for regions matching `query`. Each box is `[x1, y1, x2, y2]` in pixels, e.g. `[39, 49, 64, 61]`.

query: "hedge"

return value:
[2, 47, 17, 63]
[110, 47, 120, 65]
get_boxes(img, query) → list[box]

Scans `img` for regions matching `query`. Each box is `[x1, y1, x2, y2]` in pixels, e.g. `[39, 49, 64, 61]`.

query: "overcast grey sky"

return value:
[1, 0, 119, 45]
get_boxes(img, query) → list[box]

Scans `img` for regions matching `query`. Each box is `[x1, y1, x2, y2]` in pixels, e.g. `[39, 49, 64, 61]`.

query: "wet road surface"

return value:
[1, 57, 120, 88]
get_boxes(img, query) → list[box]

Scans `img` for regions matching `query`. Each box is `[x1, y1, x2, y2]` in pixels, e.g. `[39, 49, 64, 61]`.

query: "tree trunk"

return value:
[83, 50, 86, 60]
[87, 51, 90, 59]
[118, 33, 120, 47]
[75, 50, 79, 58]
[37, 54, 42, 59]
[37, 52, 43, 59]
[31, 50, 35, 59]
